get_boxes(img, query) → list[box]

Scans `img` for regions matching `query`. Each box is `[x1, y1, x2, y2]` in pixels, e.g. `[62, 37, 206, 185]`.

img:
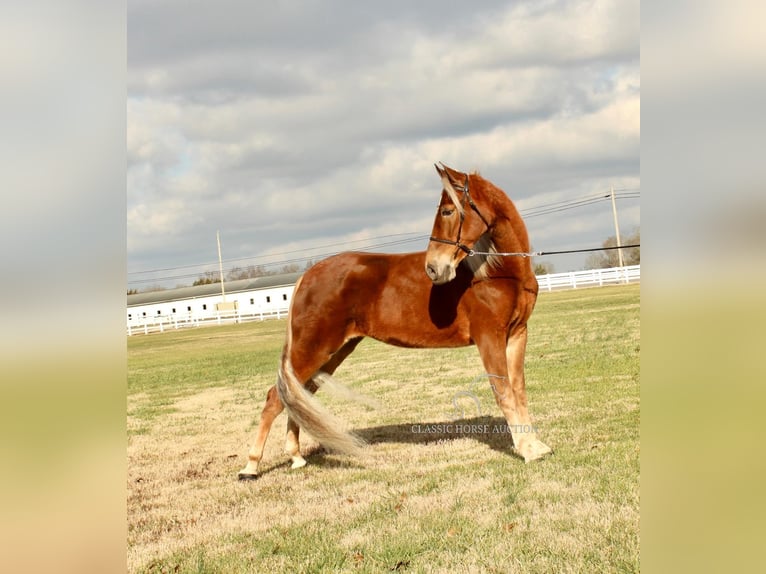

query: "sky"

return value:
[127, 0, 640, 290]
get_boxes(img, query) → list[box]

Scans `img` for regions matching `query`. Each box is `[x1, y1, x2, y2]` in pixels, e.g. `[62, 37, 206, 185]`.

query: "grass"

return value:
[128, 284, 639, 573]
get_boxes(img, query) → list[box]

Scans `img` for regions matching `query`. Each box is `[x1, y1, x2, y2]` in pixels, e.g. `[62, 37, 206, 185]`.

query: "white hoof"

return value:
[290, 456, 307, 470]
[238, 460, 260, 479]
[514, 439, 553, 463]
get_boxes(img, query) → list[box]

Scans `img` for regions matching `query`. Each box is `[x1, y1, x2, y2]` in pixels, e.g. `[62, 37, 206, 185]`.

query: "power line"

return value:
[522, 196, 609, 218]
[127, 231, 426, 275]
[128, 188, 639, 285]
[127, 234, 431, 285]
[521, 192, 638, 219]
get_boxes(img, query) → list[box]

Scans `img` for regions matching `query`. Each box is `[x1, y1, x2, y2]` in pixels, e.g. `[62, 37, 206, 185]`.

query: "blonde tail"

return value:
[275, 351, 366, 457]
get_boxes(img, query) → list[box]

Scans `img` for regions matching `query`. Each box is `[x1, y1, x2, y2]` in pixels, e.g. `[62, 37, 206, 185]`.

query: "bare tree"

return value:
[585, 228, 640, 269]
[280, 263, 301, 274]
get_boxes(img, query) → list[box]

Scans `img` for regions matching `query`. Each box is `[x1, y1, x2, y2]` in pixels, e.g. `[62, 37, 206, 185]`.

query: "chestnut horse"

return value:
[238, 163, 552, 479]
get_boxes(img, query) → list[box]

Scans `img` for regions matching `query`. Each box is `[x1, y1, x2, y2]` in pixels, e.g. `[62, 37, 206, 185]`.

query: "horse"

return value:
[238, 163, 552, 479]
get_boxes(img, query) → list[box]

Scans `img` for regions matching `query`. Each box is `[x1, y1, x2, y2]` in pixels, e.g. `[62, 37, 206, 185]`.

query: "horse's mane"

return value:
[461, 232, 501, 279]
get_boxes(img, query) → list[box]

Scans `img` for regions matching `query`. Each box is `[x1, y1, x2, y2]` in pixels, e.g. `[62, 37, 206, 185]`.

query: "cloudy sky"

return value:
[127, 0, 639, 290]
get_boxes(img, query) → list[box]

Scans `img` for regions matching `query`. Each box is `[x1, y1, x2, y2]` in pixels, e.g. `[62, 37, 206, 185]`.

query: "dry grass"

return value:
[128, 284, 640, 573]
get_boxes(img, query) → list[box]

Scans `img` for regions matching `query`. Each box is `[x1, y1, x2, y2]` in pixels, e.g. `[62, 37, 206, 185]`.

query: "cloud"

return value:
[128, 0, 639, 283]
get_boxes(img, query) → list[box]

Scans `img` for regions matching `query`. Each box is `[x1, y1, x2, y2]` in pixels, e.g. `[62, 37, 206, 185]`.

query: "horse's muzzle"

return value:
[425, 260, 456, 285]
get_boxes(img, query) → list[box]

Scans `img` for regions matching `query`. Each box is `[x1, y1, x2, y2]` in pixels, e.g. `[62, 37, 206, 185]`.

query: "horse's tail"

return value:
[276, 355, 366, 457]
[274, 279, 366, 457]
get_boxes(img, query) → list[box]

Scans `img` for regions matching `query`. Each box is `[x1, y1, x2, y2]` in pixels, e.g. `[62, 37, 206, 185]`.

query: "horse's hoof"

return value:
[290, 457, 307, 470]
[514, 439, 553, 463]
[237, 470, 260, 481]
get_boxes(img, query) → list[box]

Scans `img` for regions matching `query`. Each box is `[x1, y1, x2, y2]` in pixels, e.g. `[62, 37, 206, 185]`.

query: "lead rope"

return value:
[467, 244, 640, 258]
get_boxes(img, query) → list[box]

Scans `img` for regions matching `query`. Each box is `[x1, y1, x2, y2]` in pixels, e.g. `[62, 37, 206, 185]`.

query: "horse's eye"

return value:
[441, 208, 454, 217]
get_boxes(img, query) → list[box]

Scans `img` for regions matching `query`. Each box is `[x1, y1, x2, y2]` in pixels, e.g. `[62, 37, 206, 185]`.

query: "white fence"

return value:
[126, 265, 639, 336]
[127, 306, 290, 336]
[536, 265, 640, 292]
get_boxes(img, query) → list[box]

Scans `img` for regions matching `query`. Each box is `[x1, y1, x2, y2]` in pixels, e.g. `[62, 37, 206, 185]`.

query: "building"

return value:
[127, 271, 301, 335]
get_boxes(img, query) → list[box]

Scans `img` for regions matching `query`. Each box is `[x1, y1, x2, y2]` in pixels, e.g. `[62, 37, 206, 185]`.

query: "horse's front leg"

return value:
[477, 326, 552, 462]
[502, 325, 552, 462]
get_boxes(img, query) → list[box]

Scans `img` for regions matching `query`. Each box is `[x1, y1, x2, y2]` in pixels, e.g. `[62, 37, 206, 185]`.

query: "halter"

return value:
[428, 176, 492, 256]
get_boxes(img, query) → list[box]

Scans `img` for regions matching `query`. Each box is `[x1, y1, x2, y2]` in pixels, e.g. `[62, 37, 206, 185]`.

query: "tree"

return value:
[226, 265, 271, 281]
[585, 227, 640, 269]
[226, 266, 250, 281]
[533, 262, 554, 276]
[280, 263, 300, 274]
[244, 264, 268, 278]
[192, 271, 220, 286]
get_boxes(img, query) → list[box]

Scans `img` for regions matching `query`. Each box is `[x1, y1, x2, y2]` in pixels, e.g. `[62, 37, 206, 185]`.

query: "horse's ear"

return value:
[435, 162, 463, 207]
[437, 162, 467, 189]
[435, 162, 454, 191]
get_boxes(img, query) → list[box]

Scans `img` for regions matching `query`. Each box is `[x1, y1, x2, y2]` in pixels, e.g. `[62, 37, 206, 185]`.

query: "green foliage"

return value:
[192, 271, 221, 286]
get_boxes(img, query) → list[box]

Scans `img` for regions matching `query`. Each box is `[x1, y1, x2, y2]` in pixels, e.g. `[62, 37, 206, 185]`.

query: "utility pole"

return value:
[610, 185, 624, 268]
[217, 230, 226, 302]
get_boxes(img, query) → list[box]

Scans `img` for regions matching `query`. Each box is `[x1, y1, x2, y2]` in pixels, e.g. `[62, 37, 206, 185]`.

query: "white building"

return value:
[127, 271, 301, 335]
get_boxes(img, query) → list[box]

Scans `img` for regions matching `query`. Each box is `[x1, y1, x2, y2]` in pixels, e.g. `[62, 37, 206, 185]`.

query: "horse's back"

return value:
[296, 251, 427, 311]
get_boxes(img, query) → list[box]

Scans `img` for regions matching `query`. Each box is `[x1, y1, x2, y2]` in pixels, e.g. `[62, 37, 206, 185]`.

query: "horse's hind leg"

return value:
[284, 337, 364, 469]
[319, 336, 363, 376]
[284, 379, 317, 469]
[238, 385, 284, 480]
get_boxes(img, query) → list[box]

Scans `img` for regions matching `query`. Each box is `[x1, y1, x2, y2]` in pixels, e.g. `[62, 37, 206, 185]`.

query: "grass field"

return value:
[127, 284, 640, 573]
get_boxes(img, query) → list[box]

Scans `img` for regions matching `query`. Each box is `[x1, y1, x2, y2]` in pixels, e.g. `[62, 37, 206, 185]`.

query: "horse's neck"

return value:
[488, 198, 530, 255]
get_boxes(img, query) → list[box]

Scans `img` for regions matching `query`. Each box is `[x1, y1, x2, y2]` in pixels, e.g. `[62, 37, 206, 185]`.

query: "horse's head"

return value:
[425, 163, 492, 285]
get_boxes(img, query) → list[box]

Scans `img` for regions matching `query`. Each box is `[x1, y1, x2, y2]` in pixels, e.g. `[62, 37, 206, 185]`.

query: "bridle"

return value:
[428, 176, 492, 256]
